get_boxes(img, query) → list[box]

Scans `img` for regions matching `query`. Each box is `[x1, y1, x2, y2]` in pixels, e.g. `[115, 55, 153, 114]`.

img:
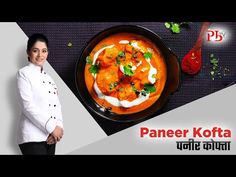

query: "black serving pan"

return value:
[75, 25, 180, 122]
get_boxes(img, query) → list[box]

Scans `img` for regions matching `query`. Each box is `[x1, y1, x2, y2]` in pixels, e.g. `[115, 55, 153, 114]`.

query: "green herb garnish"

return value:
[209, 53, 220, 80]
[164, 22, 191, 34]
[118, 51, 125, 58]
[116, 51, 126, 64]
[109, 82, 118, 90]
[124, 65, 134, 76]
[89, 64, 99, 75]
[131, 85, 137, 92]
[144, 52, 153, 59]
[86, 56, 92, 64]
[116, 58, 121, 64]
[144, 83, 156, 93]
[67, 42, 73, 47]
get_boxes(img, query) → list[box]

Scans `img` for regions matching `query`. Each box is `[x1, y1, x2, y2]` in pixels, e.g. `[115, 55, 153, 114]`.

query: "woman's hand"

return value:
[51, 126, 64, 142]
[46, 134, 56, 144]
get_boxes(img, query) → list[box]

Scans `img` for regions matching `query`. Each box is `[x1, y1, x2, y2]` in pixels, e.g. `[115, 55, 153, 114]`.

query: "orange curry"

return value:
[84, 33, 166, 114]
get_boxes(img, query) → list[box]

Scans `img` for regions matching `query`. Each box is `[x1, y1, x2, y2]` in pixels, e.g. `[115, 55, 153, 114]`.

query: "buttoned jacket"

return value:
[17, 62, 63, 144]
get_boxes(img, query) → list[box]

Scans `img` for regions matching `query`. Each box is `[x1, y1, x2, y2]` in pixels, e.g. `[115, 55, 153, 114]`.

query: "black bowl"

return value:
[75, 25, 180, 122]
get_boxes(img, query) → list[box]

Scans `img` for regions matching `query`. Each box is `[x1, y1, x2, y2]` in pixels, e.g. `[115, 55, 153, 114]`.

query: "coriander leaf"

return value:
[118, 51, 125, 58]
[164, 22, 191, 34]
[209, 53, 222, 80]
[171, 23, 181, 33]
[124, 65, 134, 76]
[144, 83, 156, 93]
[210, 58, 218, 65]
[165, 22, 171, 28]
[89, 64, 99, 75]
[143, 52, 153, 59]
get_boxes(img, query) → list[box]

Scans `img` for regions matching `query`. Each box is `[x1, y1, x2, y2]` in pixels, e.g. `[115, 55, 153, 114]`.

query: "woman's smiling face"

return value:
[28, 41, 48, 67]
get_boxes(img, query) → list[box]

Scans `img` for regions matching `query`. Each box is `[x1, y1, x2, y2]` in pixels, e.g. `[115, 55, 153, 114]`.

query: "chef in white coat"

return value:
[16, 33, 64, 155]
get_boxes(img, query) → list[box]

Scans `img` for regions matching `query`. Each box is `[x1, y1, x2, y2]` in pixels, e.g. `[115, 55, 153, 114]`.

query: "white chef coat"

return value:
[16, 62, 63, 144]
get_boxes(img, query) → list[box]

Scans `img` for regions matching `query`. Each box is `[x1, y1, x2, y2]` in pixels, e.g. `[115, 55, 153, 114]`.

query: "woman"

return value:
[16, 33, 64, 155]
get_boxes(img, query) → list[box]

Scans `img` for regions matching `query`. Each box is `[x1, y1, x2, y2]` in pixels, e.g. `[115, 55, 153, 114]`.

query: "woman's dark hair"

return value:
[27, 33, 49, 61]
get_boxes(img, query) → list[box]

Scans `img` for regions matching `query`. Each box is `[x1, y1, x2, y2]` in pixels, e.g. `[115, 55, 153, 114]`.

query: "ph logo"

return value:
[207, 29, 226, 42]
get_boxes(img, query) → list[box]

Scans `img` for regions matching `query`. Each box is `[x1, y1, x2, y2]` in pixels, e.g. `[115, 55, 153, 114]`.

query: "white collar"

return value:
[28, 62, 44, 73]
